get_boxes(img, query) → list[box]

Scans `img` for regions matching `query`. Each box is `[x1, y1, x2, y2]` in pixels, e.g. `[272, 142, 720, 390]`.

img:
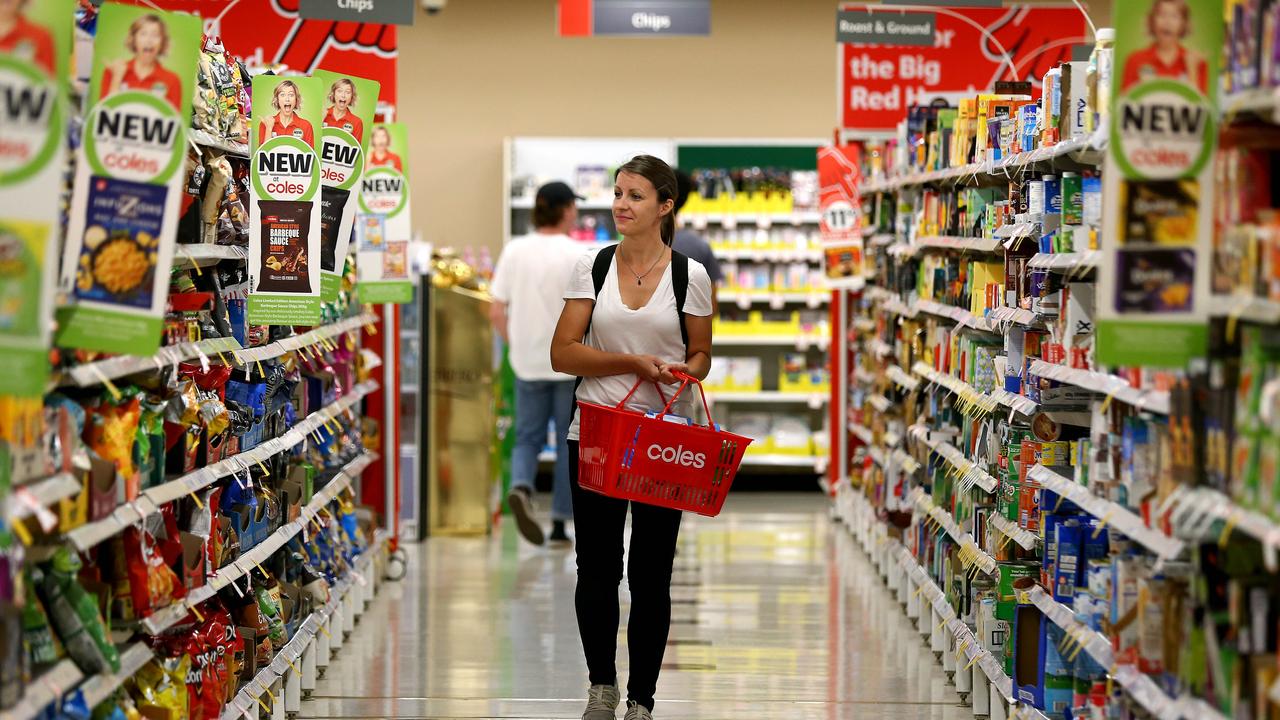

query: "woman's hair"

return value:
[327, 78, 357, 106]
[126, 14, 170, 56]
[1148, 0, 1190, 38]
[615, 155, 678, 246]
[370, 125, 391, 148]
[271, 80, 302, 111]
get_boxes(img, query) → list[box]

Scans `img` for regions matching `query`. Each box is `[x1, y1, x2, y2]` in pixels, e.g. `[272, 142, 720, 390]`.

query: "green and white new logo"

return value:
[85, 91, 183, 184]
[320, 128, 363, 191]
[358, 167, 407, 218]
[254, 136, 320, 202]
[0, 57, 61, 186]
[1111, 80, 1215, 180]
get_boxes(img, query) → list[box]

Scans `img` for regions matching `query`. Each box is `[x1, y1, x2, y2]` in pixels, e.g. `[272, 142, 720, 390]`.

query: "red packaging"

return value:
[1018, 440, 1042, 533]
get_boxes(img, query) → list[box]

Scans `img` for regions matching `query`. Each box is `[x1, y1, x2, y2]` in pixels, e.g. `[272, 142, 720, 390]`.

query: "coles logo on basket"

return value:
[647, 443, 706, 469]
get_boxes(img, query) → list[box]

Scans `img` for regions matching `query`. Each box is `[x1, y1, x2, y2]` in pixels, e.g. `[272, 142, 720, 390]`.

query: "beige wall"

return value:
[399, 0, 1113, 252]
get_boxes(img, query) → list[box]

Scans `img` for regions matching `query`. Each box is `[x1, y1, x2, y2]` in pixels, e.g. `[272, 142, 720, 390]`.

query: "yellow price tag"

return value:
[11, 520, 33, 546]
[1218, 514, 1238, 547]
[256, 696, 271, 714]
[1092, 512, 1111, 539]
[256, 562, 270, 579]
[286, 657, 300, 675]
[257, 459, 270, 477]
[365, 323, 377, 335]
[964, 652, 981, 671]
[256, 360, 265, 379]
[190, 603, 204, 623]
[189, 491, 204, 510]
[1100, 390, 1117, 414]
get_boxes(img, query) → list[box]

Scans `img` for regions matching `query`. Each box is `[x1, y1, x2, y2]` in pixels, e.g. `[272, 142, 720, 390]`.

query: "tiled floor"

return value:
[308, 493, 968, 719]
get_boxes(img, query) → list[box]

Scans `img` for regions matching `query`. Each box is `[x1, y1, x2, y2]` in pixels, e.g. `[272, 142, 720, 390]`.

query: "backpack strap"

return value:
[670, 250, 689, 348]
[584, 244, 617, 340]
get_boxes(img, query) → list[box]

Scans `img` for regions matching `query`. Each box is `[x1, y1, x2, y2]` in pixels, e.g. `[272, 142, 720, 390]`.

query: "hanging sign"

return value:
[1096, 0, 1222, 366]
[835, 11, 935, 46]
[837, 3, 1088, 132]
[314, 70, 381, 302]
[249, 75, 324, 324]
[356, 122, 413, 303]
[819, 145, 865, 289]
[559, 0, 711, 37]
[58, 5, 200, 355]
[0, 1, 71, 395]
[298, 0, 415, 26]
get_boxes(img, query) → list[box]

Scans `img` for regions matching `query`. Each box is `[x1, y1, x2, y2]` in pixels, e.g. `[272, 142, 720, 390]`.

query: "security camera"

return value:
[420, 0, 446, 14]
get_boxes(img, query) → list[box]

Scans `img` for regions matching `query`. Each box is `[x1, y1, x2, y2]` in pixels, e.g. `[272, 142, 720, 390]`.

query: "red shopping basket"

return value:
[577, 371, 752, 517]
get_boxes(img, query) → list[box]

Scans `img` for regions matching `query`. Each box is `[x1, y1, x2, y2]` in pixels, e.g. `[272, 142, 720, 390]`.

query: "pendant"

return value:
[637, 279, 642, 286]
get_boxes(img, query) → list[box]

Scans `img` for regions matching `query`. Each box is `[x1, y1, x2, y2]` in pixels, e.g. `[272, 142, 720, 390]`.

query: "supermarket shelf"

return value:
[1271, 675, 1280, 706]
[66, 382, 378, 554]
[234, 313, 378, 364]
[1161, 485, 1280, 571]
[713, 248, 824, 262]
[988, 388, 1039, 417]
[1028, 360, 1170, 415]
[1028, 464, 1185, 559]
[849, 422, 873, 445]
[714, 334, 829, 349]
[221, 531, 387, 719]
[1209, 294, 1280, 324]
[912, 361, 1000, 415]
[708, 391, 828, 405]
[190, 128, 249, 157]
[8, 473, 80, 524]
[885, 365, 919, 392]
[914, 299, 999, 333]
[853, 367, 876, 386]
[720, 291, 829, 306]
[694, 211, 823, 226]
[987, 306, 1044, 328]
[1027, 251, 1102, 272]
[990, 515, 1039, 551]
[510, 197, 613, 210]
[740, 454, 826, 471]
[0, 659, 84, 720]
[400, 384, 418, 395]
[142, 451, 378, 635]
[868, 394, 892, 413]
[173, 243, 248, 268]
[61, 336, 241, 388]
[1222, 86, 1280, 120]
[79, 642, 154, 710]
[911, 487, 998, 575]
[863, 129, 1105, 193]
[883, 296, 919, 319]
[868, 233, 895, 247]
[993, 221, 1040, 241]
[867, 339, 894, 359]
[914, 236, 1004, 254]
[908, 424, 999, 494]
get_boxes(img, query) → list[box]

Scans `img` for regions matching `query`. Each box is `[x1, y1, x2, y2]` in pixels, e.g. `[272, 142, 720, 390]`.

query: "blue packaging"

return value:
[1043, 175, 1061, 215]
[1019, 105, 1039, 153]
[1053, 520, 1083, 602]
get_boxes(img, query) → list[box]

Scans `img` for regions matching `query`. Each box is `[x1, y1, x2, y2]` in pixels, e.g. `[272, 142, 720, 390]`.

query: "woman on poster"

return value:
[99, 13, 183, 109]
[0, 0, 55, 76]
[323, 77, 364, 143]
[258, 80, 314, 147]
[1120, 0, 1209, 94]
[366, 126, 402, 172]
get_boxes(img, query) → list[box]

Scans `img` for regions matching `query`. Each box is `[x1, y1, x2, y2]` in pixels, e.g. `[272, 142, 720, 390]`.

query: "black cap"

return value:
[536, 181, 585, 208]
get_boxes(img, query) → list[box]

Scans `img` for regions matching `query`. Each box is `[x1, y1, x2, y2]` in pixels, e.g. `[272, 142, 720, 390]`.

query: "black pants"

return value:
[568, 440, 682, 712]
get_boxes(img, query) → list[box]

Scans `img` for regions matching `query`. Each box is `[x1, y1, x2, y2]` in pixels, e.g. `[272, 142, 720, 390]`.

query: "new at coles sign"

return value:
[255, 136, 319, 201]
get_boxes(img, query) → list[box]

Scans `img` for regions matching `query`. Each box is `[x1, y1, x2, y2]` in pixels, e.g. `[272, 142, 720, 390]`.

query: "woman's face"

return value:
[134, 21, 165, 62]
[372, 131, 389, 153]
[0, 0, 22, 23]
[333, 84, 352, 110]
[1152, 2, 1185, 43]
[276, 86, 297, 115]
[613, 171, 667, 237]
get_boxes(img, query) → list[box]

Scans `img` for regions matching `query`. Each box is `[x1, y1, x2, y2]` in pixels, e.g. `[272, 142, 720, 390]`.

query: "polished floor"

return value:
[309, 493, 969, 719]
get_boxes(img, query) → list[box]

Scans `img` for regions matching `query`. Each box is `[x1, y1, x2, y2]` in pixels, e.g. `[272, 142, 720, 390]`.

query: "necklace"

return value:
[620, 246, 666, 286]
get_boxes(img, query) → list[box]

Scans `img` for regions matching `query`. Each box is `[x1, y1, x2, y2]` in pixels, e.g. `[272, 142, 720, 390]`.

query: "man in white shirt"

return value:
[490, 181, 587, 546]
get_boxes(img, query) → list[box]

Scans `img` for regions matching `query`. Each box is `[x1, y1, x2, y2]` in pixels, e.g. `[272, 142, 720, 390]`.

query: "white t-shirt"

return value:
[491, 232, 587, 381]
[565, 249, 713, 441]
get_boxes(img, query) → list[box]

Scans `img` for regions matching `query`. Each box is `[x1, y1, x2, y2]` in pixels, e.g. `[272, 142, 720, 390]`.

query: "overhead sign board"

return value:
[298, 0, 415, 25]
[836, 11, 935, 46]
[560, 0, 711, 37]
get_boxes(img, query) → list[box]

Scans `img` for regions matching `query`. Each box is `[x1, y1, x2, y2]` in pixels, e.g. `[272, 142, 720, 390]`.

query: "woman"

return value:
[258, 80, 314, 147]
[323, 77, 364, 143]
[0, 0, 56, 77]
[366, 125, 402, 171]
[1120, 0, 1208, 93]
[100, 14, 183, 110]
[550, 155, 714, 720]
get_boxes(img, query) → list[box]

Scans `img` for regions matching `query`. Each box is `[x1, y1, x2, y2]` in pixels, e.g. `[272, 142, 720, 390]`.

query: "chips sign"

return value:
[837, 3, 1088, 132]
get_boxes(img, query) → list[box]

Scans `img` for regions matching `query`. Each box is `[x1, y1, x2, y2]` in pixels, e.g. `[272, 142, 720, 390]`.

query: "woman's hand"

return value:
[658, 362, 689, 385]
[632, 355, 664, 382]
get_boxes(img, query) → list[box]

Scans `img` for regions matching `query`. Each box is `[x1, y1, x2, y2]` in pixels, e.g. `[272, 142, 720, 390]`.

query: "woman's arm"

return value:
[550, 298, 663, 380]
[659, 313, 712, 382]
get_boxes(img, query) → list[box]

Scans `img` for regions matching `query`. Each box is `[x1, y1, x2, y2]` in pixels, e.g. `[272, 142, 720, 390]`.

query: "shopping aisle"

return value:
[306, 493, 967, 719]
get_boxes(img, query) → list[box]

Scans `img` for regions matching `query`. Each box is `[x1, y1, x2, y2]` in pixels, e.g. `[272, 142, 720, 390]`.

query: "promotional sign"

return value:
[818, 145, 864, 287]
[299, 0, 415, 26]
[356, 122, 412, 303]
[249, 75, 324, 324]
[0, 1, 71, 395]
[314, 70, 380, 302]
[1096, 0, 1222, 366]
[559, 0, 711, 37]
[58, 5, 199, 355]
[837, 4, 1088, 132]
[113, 0, 399, 106]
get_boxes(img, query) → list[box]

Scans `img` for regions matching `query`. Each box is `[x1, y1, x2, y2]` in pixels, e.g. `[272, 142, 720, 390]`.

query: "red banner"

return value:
[113, 0, 398, 106]
[838, 4, 1087, 132]
[818, 145, 864, 286]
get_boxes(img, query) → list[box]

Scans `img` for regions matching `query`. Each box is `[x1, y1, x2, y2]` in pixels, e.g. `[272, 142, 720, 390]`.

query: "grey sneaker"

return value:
[623, 701, 653, 720]
[507, 487, 545, 546]
[583, 684, 620, 720]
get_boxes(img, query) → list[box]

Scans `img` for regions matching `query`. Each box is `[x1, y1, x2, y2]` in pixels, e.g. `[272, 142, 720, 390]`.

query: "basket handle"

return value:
[616, 370, 717, 429]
